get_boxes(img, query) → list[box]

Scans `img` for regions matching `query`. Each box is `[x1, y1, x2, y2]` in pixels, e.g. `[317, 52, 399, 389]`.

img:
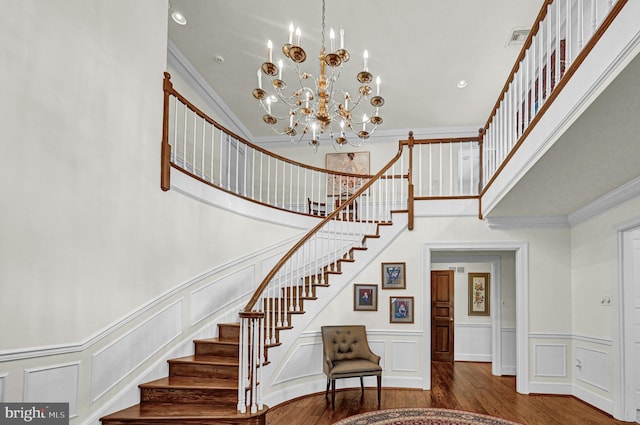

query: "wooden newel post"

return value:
[161, 72, 173, 192]
[407, 131, 415, 231]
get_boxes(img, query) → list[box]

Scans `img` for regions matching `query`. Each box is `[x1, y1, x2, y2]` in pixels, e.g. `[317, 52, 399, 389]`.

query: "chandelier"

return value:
[252, 0, 385, 151]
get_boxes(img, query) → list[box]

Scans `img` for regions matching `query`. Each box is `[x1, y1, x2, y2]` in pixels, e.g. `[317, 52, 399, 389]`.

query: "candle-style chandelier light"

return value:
[252, 0, 385, 151]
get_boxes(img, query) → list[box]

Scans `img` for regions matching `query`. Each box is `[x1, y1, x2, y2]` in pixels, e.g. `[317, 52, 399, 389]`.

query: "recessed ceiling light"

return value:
[457, 80, 468, 89]
[171, 11, 187, 25]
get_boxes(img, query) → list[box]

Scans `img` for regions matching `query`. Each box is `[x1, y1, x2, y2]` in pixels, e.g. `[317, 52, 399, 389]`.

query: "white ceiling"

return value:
[167, 0, 543, 137]
[167, 0, 640, 220]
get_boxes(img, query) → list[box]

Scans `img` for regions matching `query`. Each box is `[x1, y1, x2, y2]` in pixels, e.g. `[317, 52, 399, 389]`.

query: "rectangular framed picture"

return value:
[468, 272, 490, 316]
[381, 262, 406, 289]
[390, 296, 414, 323]
[353, 284, 378, 311]
[326, 152, 370, 197]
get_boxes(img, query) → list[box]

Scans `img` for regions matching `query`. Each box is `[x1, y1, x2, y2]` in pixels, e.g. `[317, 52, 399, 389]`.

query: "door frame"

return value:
[431, 255, 503, 376]
[423, 242, 529, 394]
[612, 218, 640, 421]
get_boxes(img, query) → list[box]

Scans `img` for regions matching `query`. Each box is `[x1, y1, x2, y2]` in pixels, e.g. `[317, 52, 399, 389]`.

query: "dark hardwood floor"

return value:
[266, 361, 629, 425]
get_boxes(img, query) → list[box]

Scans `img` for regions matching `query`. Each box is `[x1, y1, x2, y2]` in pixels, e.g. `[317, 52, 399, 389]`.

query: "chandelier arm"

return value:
[252, 0, 384, 151]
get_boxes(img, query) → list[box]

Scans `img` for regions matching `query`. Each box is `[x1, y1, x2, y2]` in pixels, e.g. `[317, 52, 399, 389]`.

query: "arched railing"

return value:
[161, 72, 409, 217]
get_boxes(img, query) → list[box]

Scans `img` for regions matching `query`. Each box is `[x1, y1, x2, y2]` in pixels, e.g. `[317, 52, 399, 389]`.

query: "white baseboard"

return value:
[454, 354, 492, 362]
[527, 381, 573, 395]
[573, 384, 614, 416]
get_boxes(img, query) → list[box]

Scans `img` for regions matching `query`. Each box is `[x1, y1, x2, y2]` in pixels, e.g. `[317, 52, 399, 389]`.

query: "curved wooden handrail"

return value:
[242, 140, 407, 313]
[162, 72, 375, 179]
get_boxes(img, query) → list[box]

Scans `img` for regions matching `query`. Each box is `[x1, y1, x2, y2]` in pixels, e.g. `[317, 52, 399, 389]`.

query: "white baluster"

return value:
[210, 127, 215, 184]
[266, 156, 271, 205]
[235, 139, 240, 193]
[250, 319, 258, 413]
[418, 144, 423, 197]
[469, 141, 474, 195]
[579, 0, 584, 50]
[237, 317, 247, 413]
[546, 4, 552, 100]
[171, 97, 178, 163]
[566, 0, 572, 69]
[257, 316, 264, 411]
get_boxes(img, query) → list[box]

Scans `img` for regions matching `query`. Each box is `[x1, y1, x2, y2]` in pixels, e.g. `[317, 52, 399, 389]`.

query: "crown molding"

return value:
[568, 175, 640, 226]
[485, 176, 640, 229]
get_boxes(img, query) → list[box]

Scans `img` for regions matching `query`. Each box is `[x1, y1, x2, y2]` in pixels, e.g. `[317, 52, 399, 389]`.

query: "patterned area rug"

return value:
[332, 408, 524, 425]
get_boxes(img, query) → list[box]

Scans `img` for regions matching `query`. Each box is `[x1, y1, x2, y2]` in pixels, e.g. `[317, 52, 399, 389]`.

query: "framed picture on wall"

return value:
[381, 262, 406, 289]
[468, 272, 490, 316]
[390, 296, 414, 323]
[353, 284, 378, 311]
[325, 151, 370, 197]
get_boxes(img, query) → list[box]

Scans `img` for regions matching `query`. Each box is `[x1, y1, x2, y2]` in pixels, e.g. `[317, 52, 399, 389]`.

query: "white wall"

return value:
[570, 196, 640, 413]
[264, 215, 571, 403]
[0, 2, 301, 423]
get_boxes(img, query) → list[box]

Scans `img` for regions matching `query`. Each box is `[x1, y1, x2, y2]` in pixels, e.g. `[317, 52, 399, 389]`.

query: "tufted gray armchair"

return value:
[321, 325, 382, 408]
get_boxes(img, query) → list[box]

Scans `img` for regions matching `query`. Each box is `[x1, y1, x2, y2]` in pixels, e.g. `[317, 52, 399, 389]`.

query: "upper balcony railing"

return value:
[161, 72, 412, 216]
[481, 0, 627, 194]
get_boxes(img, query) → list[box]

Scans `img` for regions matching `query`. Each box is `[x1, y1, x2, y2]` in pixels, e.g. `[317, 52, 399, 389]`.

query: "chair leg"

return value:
[377, 375, 382, 406]
[325, 378, 330, 398]
[360, 376, 364, 393]
[331, 379, 336, 409]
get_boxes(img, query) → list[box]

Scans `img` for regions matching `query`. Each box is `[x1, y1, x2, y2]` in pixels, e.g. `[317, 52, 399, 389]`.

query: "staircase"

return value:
[100, 323, 268, 425]
[100, 218, 398, 424]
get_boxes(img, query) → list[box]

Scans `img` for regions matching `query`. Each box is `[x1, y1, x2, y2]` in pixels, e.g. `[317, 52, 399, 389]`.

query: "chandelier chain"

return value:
[321, 0, 326, 49]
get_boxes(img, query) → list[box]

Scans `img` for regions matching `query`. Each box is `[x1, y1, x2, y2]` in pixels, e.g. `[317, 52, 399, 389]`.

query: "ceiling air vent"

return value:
[507, 28, 530, 47]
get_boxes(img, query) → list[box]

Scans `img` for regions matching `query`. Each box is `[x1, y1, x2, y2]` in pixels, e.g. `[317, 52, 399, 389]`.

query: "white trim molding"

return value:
[569, 176, 640, 226]
[485, 216, 570, 230]
[425, 241, 529, 394]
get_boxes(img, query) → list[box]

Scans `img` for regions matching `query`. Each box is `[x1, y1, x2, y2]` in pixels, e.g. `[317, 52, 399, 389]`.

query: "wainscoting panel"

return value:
[190, 265, 254, 326]
[454, 323, 492, 362]
[24, 362, 79, 417]
[91, 300, 183, 402]
[273, 342, 323, 384]
[369, 340, 386, 370]
[534, 344, 567, 377]
[575, 346, 609, 391]
[391, 341, 418, 372]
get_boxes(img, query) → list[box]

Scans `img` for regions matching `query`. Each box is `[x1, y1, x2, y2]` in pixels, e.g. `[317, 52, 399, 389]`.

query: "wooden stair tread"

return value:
[169, 355, 238, 366]
[141, 376, 237, 390]
[101, 403, 267, 421]
[194, 337, 238, 345]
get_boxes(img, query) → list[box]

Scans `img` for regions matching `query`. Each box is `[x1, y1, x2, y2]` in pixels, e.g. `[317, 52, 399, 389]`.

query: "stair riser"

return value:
[141, 388, 237, 405]
[170, 363, 238, 379]
[218, 324, 240, 341]
[195, 343, 238, 358]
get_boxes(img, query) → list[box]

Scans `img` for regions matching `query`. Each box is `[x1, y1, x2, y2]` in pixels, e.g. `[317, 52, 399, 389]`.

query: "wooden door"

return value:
[431, 270, 454, 362]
